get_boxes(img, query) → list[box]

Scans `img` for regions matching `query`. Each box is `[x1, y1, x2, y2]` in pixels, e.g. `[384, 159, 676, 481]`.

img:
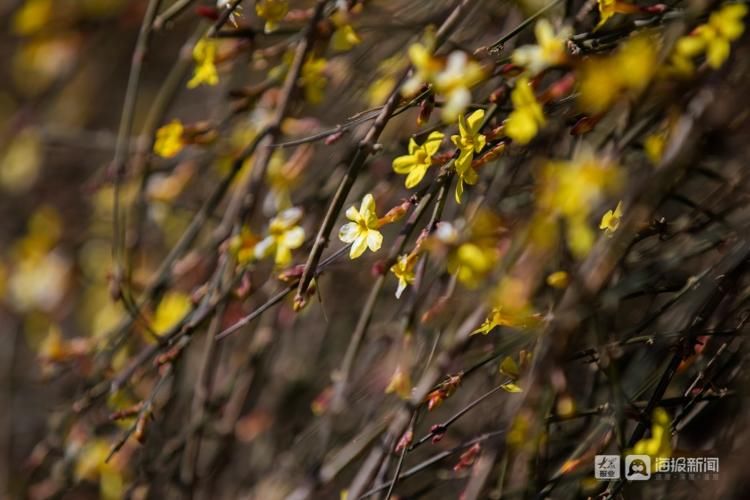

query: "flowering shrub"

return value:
[1, 0, 750, 498]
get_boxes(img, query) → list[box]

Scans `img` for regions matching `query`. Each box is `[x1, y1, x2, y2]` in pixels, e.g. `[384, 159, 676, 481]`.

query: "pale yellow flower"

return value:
[512, 19, 572, 74]
[254, 207, 306, 266]
[255, 0, 288, 33]
[338, 194, 383, 259]
[390, 254, 416, 298]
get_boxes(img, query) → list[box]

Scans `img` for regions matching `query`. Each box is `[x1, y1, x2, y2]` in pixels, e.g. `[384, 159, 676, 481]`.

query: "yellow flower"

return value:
[12, 0, 53, 36]
[451, 109, 486, 203]
[535, 150, 622, 257]
[401, 40, 441, 96]
[300, 56, 328, 104]
[338, 194, 383, 259]
[390, 254, 416, 298]
[331, 24, 362, 52]
[472, 306, 540, 335]
[255, 207, 306, 267]
[644, 132, 666, 164]
[187, 38, 219, 88]
[153, 120, 184, 158]
[512, 19, 572, 74]
[631, 407, 672, 459]
[433, 51, 485, 121]
[600, 201, 623, 236]
[152, 291, 191, 335]
[546, 271, 569, 289]
[75, 439, 125, 500]
[672, 3, 747, 73]
[447, 242, 497, 288]
[255, 0, 288, 33]
[578, 35, 656, 113]
[392, 131, 444, 189]
[596, 0, 617, 29]
[595, 0, 639, 30]
[504, 77, 545, 145]
[228, 226, 260, 265]
[385, 365, 412, 400]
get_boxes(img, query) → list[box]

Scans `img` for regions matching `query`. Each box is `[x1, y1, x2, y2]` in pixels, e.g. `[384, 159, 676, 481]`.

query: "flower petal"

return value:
[338, 222, 360, 243]
[392, 155, 416, 174]
[405, 163, 428, 188]
[466, 109, 485, 134]
[350, 234, 368, 259]
[366, 229, 383, 252]
[345, 204, 361, 223]
[280, 226, 305, 249]
[423, 131, 445, 156]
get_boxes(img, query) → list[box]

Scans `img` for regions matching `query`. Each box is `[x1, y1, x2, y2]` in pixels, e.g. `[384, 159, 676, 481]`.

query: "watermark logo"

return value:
[594, 455, 620, 480]
[625, 455, 651, 481]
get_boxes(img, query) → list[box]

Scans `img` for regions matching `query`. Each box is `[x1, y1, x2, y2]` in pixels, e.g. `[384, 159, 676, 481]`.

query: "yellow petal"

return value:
[366, 229, 383, 252]
[466, 109, 485, 134]
[349, 234, 368, 259]
[404, 163, 428, 188]
[423, 131, 445, 156]
[338, 222, 360, 243]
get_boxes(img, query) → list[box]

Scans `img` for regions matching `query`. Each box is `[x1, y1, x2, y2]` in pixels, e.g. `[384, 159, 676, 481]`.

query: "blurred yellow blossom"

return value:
[255, 207, 306, 266]
[505, 77, 545, 145]
[300, 56, 328, 104]
[391, 254, 417, 298]
[578, 35, 657, 113]
[187, 38, 219, 88]
[447, 242, 497, 288]
[153, 120, 184, 158]
[451, 109, 486, 203]
[338, 194, 383, 259]
[512, 19, 572, 74]
[600, 201, 623, 236]
[536, 149, 622, 257]
[595, 0, 639, 30]
[152, 291, 191, 335]
[12, 0, 53, 36]
[671, 3, 747, 75]
[433, 51, 485, 121]
[392, 131, 444, 189]
[385, 365, 412, 400]
[402, 37, 440, 96]
[331, 24, 362, 52]
[631, 407, 672, 459]
[546, 271, 569, 288]
[229, 226, 260, 265]
[1, 127, 42, 192]
[255, 0, 288, 33]
[74, 439, 125, 500]
[472, 304, 541, 334]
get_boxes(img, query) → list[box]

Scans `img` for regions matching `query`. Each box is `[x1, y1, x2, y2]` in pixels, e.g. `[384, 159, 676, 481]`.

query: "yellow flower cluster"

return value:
[402, 37, 485, 121]
[671, 3, 747, 75]
[451, 109, 487, 203]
